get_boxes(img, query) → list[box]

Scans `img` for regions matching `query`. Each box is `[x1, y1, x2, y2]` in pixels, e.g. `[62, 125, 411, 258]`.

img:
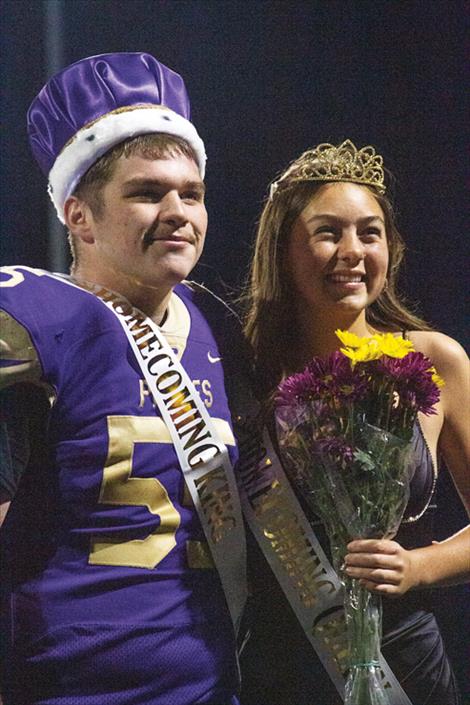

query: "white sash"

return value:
[237, 422, 412, 705]
[47, 273, 247, 632]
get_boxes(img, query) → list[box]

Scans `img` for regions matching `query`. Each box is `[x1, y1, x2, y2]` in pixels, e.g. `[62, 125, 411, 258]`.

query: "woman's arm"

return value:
[432, 333, 470, 511]
[344, 332, 470, 595]
[344, 526, 470, 595]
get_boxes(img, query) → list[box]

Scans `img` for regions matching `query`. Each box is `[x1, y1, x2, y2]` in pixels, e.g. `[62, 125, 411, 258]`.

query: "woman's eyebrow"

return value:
[305, 213, 385, 226]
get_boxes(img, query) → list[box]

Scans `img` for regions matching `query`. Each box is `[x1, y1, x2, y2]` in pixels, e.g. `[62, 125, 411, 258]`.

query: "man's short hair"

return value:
[73, 132, 198, 217]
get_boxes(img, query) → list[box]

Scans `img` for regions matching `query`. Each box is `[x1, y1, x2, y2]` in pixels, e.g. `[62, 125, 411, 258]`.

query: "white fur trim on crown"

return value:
[48, 106, 207, 223]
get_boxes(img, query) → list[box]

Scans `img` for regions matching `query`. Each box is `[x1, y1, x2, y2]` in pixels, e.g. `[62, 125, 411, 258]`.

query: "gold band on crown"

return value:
[269, 139, 386, 199]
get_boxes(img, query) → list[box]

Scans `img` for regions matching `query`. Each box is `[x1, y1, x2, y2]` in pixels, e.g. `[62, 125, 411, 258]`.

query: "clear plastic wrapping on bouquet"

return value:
[343, 580, 388, 705]
[275, 403, 415, 550]
[275, 403, 415, 705]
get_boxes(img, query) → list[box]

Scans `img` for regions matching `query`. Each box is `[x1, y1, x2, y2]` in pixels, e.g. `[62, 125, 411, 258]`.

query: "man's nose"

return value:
[159, 191, 188, 226]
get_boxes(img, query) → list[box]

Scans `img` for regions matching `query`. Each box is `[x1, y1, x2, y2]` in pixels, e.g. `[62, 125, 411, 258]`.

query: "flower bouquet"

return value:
[275, 330, 443, 705]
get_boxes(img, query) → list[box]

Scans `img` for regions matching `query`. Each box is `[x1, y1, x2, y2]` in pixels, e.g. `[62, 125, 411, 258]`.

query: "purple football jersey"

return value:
[0, 266, 242, 705]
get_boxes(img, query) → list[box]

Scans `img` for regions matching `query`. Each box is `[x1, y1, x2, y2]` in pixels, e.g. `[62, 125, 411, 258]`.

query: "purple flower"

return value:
[375, 352, 441, 415]
[307, 351, 368, 402]
[397, 382, 440, 416]
[276, 368, 318, 406]
[307, 350, 351, 380]
[276, 351, 366, 407]
[375, 351, 429, 380]
[314, 435, 355, 464]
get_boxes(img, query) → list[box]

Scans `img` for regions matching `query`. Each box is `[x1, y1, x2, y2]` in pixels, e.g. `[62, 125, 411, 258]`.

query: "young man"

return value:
[0, 52, 248, 705]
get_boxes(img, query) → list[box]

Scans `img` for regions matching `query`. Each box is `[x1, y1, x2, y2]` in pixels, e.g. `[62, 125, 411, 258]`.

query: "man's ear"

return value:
[63, 196, 95, 243]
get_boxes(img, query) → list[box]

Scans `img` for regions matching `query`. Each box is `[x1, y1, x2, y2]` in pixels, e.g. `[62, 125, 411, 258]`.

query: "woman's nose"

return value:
[337, 231, 364, 262]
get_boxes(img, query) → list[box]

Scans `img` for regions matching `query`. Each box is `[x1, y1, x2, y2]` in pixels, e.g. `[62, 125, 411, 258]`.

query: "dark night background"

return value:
[1, 0, 468, 699]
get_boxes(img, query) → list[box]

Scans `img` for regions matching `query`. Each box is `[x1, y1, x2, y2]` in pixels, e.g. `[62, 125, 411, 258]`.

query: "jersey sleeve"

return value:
[0, 385, 34, 497]
[0, 269, 49, 497]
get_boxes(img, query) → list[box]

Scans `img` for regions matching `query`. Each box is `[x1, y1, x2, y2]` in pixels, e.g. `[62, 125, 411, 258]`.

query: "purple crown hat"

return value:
[27, 52, 206, 222]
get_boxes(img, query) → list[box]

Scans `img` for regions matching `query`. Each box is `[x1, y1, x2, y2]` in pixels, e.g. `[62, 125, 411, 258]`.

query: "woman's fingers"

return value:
[343, 538, 414, 594]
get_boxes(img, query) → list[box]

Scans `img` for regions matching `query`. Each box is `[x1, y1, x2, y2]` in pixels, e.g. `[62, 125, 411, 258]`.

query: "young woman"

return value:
[240, 140, 469, 705]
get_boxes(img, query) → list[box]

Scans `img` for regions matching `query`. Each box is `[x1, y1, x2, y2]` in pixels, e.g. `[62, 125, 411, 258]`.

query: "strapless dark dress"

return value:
[240, 422, 462, 705]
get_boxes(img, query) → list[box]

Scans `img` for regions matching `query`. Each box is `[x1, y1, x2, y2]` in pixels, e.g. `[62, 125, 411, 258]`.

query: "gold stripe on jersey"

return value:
[0, 311, 42, 389]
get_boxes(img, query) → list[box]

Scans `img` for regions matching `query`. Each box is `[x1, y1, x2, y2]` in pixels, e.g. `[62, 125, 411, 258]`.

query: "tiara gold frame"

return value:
[270, 139, 386, 199]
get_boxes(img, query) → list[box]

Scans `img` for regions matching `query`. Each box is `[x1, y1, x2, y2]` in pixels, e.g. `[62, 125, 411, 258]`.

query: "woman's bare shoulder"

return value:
[407, 330, 468, 369]
[408, 331, 470, 392]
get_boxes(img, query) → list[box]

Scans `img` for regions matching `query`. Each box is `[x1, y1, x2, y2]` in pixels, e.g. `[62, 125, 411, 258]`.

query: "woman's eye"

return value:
[362, 227, 382, 240]
[315, 226, 337, 239]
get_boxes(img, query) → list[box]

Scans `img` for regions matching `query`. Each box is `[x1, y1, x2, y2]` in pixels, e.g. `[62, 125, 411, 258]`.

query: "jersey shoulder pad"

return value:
[0, 310, 42, 389]
[0, 267, 119, 387]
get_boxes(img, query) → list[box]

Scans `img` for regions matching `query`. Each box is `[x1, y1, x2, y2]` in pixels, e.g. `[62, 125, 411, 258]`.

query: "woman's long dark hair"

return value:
[243, 180, 432, 396]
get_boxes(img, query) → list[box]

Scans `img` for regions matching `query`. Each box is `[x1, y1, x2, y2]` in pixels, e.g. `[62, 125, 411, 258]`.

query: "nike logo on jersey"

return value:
[207, 351, 222, 364]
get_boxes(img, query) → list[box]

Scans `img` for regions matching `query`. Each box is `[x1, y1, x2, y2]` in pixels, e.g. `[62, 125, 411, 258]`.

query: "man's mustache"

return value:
[143, 226, 197, 246]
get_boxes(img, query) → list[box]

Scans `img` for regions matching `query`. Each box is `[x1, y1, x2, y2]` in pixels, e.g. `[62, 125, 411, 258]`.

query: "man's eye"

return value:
[128, 191, 160, 201]
[182, 191, 203, 202]
[139, 191, 160, 201]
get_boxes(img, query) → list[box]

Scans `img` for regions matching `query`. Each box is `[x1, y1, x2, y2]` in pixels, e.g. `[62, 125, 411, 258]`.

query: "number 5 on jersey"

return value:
[89, 414, 235, 570]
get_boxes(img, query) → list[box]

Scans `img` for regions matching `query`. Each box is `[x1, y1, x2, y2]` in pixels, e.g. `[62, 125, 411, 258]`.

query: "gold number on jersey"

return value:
[0, 266, 48, 287]
[89, 414, 236, 570]
[89, 416, 181, 569]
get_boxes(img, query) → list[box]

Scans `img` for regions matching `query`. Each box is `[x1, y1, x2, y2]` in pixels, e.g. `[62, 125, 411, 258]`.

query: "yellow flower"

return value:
[429, 366, 445, 387]
[372, 332, 415, 359]
[336, 329, 415, 364]
[340, 338, 382, 364]
[335, 329, 364, 348]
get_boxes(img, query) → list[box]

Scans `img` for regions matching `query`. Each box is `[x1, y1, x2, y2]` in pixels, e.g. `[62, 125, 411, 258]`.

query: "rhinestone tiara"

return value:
[269, 139, 386, 199]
